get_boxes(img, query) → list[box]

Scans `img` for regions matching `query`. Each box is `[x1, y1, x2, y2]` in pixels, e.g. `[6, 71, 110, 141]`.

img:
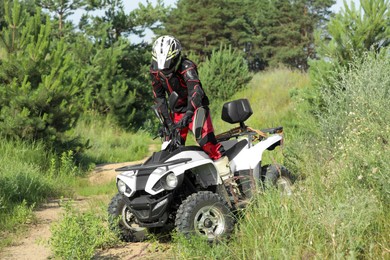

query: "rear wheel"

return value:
[175, 191, 235, 242]
[107, 193, 147, 242]
[261, 164, 294, 195]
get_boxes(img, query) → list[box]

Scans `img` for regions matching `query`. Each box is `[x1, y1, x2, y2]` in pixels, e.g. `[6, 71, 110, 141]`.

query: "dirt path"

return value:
[0, 159, 171, 260]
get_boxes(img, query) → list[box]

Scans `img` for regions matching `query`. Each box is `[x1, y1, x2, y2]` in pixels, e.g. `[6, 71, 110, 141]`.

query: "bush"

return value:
[199, 44, 252, 101]
[50, 202, 119, 259]
[318, 52, 390, 204]
[0, 2, 85, 149]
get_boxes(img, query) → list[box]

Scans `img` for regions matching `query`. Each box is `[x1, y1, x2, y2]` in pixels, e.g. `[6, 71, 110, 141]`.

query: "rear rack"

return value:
[216, 126, 283, 142]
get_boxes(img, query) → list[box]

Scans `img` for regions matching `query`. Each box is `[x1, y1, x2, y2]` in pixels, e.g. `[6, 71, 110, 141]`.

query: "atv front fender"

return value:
[145, 158, 220, 195]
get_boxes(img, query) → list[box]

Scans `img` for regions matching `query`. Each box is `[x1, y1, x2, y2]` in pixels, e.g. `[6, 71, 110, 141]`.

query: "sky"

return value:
[69, 0, 360, 43]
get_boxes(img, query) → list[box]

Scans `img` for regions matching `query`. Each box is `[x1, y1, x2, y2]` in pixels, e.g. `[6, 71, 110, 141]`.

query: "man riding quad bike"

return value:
[108, 94, 294, 242]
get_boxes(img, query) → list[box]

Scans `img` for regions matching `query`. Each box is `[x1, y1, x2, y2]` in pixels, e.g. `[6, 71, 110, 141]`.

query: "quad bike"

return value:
[108, 92, 294, 242]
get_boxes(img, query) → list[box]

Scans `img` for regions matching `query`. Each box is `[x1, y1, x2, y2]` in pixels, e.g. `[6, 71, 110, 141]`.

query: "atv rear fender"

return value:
[230, 134, 283, 178]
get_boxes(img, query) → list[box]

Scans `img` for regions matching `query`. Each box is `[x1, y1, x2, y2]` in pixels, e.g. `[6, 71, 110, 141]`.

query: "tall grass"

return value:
[172, 57, 390, 258]
[318, 53, 390, 205]
[50, 201, 119, 259]
[74, 112, 156, 165]
[210, 67, 310, 132]
[0, 112, 155, 249]
[0, 139, 80, 248]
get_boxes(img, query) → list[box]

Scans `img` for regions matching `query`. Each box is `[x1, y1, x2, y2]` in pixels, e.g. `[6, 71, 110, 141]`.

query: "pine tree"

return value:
[308, 0, 389, 120]
[158, 0, 238, 60]
[159, 0, 334, 70]
[199, 44, 252, 101]
[75, 0, 163, 129]
[0, 1, 85, 149]
[256, 0, 335, 70]
[36, 0, 84, 36]
[315, 0, 389, 67]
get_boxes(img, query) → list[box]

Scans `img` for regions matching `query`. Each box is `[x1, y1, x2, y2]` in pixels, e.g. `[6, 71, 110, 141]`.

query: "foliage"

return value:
[159, 0, 335, 70]
[198, 44, 252, 101]
[174, 57, 390, 259]
[259, 0, 333, 70]
[79, 0, 169, 41]
[36, 0, 84, 36]
[78, 38, 151, 129]
[310, 0, 390, 89]
[0, 1, 85, 150]
[322, 0, 389, 65]
[158, 0, 238, 60]
[0, 137, 79, 236]
[317, 52, 390, 203]
[75, 0, 164, 130]
[50, 202, 119, 259]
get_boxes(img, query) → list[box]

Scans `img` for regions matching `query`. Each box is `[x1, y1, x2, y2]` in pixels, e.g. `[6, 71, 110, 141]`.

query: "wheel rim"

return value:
[121, 205, 144, 232]
[276, 177, 293, 196]
[194, 205, 225, 239]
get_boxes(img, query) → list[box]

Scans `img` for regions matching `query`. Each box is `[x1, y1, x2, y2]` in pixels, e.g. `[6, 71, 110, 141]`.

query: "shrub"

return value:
[0, 2, 85, 149]
[318, 52, 390, 204]
[199, 44, 252, 101]
[50, 202, 119, 259]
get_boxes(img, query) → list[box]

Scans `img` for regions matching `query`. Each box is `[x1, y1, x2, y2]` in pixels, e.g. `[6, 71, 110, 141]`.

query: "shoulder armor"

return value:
[180, 59, 199, 81]
[180, 59, 196, 70]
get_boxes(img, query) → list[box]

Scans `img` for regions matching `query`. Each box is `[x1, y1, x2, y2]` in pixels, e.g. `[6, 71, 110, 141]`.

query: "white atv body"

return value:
[108, 98, 293, 242]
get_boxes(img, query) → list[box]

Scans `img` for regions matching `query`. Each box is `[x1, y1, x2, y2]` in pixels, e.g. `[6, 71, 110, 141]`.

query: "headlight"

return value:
[117, 179, 127, 194]
[163, 172, 178, 190]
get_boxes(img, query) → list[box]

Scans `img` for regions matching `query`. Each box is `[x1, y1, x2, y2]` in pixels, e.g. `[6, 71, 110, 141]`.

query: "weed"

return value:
[50, 201, 119, 259]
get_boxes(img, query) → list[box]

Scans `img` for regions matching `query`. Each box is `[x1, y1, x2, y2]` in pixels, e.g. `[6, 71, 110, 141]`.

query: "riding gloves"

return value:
[176, 111, 194, 129]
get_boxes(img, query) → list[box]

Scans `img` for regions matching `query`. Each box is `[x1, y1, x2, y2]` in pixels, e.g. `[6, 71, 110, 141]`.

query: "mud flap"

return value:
[192, 107, 207, 142]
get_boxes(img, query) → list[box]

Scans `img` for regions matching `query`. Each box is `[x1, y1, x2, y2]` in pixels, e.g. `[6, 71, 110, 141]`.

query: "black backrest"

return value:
[221, 99, 253, 124]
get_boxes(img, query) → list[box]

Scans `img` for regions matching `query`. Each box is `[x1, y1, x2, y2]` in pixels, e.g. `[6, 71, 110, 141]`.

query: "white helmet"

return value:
[152, 35, 182, 74]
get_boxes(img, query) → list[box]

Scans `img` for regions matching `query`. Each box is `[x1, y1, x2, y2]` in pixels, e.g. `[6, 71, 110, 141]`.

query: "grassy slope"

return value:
[173, 64, 389, 259]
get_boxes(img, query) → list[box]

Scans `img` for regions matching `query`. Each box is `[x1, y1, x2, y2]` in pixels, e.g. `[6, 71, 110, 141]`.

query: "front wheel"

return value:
[107, 193, 147, 242]
[175, 191, 235, 242]
[261, 164, 294, 195]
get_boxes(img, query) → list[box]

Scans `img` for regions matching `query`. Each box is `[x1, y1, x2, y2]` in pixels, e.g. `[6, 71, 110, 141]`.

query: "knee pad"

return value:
[192, 107, 207, 142]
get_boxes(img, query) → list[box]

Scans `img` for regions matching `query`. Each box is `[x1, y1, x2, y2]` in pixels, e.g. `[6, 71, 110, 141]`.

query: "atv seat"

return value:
[224, 139, 248, 161]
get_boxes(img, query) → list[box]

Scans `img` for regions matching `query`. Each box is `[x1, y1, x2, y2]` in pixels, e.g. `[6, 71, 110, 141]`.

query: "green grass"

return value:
[2, 62, 389, 258]
[74, 112, 157, 165]
[210, 67, 310, 132]
[172, 58, 390, 259]
[0, 139, 75, 248]
[0, 112, 155, 250]
[75, 179, 116, 197]
[50, 201, 120, 259]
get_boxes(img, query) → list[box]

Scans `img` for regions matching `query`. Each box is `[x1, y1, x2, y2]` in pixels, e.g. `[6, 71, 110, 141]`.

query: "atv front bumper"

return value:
[122, 192, 173, 227]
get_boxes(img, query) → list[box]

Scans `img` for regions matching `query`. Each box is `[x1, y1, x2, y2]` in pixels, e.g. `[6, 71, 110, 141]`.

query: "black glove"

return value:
[167, 121, 176, 133]
[176, 111, 194, 129]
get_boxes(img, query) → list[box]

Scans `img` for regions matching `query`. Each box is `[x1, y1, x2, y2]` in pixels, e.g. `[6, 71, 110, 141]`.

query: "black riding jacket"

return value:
[150, 58, 209, 124]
